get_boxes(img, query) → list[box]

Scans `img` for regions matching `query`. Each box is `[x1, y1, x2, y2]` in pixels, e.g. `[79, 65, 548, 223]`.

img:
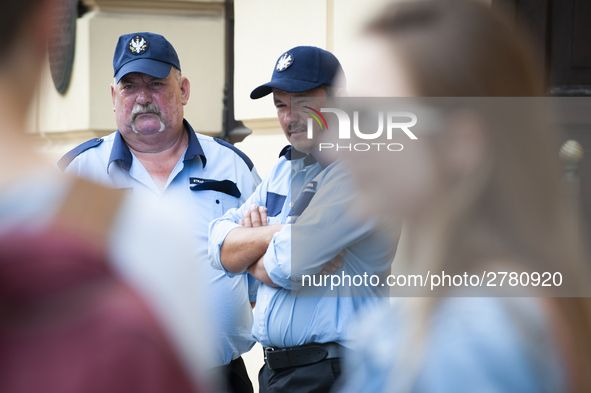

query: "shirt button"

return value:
[264, 295, 268, 300]
[215, 199, 220, 204]
[289, 202, 294, 207]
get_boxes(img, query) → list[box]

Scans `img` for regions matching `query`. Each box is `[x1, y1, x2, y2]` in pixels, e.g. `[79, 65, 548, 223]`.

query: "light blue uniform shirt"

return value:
[59, 119, 261, 367]
[209, 146, 395, 349]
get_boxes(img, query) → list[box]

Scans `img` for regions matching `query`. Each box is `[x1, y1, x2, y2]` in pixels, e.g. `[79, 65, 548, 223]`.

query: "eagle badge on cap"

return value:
[129, 35, 149, 55]
[276, 53, 293, 72]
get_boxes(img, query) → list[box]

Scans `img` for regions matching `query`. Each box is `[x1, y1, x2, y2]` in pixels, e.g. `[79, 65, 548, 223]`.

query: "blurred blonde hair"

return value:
[365, 0, 591, 391]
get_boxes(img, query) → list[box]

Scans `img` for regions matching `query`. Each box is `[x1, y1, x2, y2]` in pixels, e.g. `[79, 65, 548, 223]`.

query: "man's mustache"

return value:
[287, 121, 306, 134]
[131, 104, 163, 122]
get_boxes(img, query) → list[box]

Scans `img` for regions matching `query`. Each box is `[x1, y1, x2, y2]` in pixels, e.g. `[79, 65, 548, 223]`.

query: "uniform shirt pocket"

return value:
[266, 192, 287, 217]
[190, 178, 241, 215]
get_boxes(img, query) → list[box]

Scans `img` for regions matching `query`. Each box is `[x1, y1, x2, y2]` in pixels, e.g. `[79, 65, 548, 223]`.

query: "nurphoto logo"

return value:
[307, 108, 418, 152]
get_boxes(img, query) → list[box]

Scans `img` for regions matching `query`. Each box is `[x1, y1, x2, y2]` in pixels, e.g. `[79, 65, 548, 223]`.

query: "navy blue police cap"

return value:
[250, 46, 345, 99]
[113, 32, 181, 83]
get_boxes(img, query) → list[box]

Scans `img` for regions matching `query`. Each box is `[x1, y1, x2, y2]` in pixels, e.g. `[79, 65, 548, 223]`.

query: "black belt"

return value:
[264, 342, 343, 370]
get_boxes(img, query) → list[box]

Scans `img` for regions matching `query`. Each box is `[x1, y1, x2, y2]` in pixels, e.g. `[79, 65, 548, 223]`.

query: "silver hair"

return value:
[172, 67, 182, 84]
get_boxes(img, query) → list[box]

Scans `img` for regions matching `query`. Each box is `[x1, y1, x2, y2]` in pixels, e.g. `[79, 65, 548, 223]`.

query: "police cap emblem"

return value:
[276, 53, 293, 72]
[129, 35, 149, 55]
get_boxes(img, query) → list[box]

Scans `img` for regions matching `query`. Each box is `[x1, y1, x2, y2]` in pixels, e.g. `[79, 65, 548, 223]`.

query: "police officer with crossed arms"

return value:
[209, 46, 397, 392]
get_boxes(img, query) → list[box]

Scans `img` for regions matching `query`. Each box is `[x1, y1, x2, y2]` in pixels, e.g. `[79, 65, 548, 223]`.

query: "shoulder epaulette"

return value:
[213, 137, 254, 171]
[57, 138, 104, 172]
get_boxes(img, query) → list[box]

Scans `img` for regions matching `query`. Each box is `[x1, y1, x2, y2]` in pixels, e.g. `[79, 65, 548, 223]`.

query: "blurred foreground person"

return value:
[337, 0, 591, 392]
[0, 1, 207, 392]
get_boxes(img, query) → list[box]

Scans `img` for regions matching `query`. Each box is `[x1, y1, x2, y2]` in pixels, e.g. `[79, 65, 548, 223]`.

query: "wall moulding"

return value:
[82, 0, 224, 15]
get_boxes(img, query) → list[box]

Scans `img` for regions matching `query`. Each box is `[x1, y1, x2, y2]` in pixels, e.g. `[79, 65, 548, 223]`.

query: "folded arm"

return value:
[247, 256, 279, 287]
[220, 206, 284, 274]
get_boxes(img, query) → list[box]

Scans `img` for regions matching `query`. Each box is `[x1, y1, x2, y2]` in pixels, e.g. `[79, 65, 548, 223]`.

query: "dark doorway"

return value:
[493, 0, 591, 253]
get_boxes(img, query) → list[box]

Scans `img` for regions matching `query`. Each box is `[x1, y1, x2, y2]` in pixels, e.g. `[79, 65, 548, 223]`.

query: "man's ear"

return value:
[111, 84, 117, 107]
[180, 77, 190, 105]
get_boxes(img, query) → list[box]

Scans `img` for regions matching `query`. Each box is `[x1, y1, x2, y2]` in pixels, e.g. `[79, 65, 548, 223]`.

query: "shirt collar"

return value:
[107, 130, 132, 173]
[107, 119, 207, 173]
[279, 145, 317, 167]
[183, 119, 207, 167]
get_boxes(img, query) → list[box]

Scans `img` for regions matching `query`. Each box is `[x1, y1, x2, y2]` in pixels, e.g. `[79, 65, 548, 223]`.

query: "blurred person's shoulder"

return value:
[338, 300, 405, 393]
[0, 167, 72, 234]
[0, 166, 178, 235]
[345, 299, 405, 368]
[342, 297, 565, 392]
[419, 296, 565, 392]
[0, 168, 211, 382]
[0, 168, 192, 258]
[0, 173, 204, 392]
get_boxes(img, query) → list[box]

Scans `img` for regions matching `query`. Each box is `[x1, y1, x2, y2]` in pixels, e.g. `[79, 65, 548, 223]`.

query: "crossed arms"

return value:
[219, 204, 343, 288]
[220, 205, 282, 286]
